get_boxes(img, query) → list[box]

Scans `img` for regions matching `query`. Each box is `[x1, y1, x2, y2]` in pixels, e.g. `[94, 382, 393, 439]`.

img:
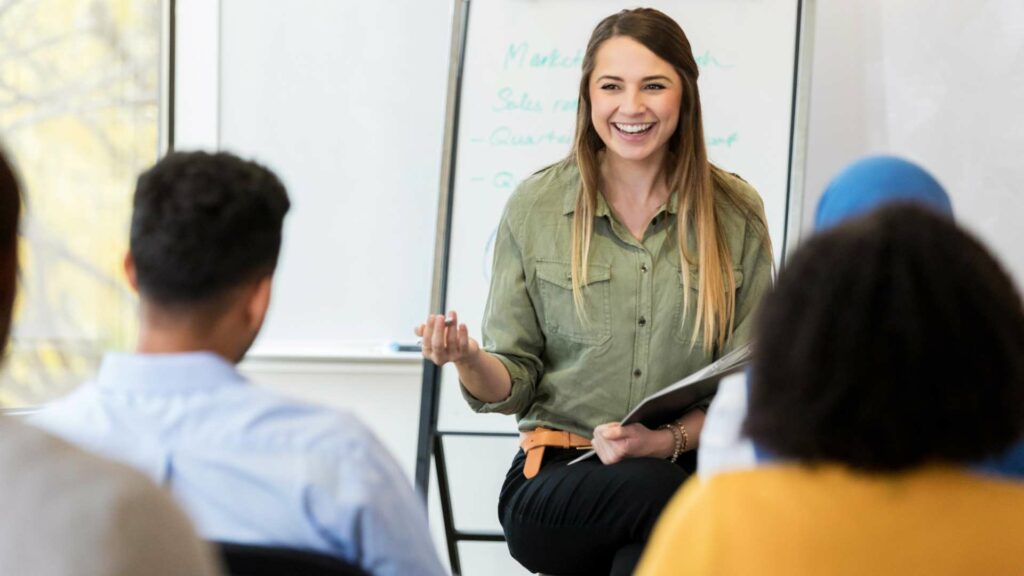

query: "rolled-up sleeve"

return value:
[460, 196, 544, 415]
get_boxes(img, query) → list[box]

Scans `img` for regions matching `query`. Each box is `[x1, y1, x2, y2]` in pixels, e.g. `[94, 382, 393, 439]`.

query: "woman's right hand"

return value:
[415, 311, 481, 367]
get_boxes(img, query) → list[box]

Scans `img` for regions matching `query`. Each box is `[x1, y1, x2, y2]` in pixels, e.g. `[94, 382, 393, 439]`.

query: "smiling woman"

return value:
[416, 7, 774, 576]
[588, 36, 682, 167]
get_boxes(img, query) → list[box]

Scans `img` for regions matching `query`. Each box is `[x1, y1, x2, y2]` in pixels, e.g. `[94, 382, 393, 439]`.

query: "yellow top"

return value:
[636, 464, 1024, 576]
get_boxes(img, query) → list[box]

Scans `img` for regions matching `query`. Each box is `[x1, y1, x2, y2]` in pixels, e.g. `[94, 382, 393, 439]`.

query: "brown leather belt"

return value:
[519, 427, 592, 479]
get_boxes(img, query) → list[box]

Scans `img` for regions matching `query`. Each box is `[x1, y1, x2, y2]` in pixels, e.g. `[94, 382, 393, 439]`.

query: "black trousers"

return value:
[499, 447, 694, 576]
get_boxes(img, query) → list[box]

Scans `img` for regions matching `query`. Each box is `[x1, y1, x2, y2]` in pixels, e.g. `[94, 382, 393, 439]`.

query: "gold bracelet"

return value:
[660, 423, 683, 463]
[677, 422, 689, 452]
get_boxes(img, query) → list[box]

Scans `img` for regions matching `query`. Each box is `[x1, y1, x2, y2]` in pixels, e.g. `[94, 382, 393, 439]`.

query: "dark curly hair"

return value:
[130, 151, 290, 306]
[745, 204, 1024, 472]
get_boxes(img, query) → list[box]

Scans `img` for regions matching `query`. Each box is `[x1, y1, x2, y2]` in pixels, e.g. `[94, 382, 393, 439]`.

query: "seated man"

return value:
[31, 151, 446, 576]
[0, 147, 218, 576]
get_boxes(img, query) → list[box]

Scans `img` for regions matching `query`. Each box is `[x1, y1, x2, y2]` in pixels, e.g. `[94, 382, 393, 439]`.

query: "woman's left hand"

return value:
[592, 422, 669, 465]
[592, 409, 707, 465]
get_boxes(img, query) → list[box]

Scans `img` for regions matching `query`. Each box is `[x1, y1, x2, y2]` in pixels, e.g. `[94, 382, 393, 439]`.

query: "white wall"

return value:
[802, 0, 1024, 284]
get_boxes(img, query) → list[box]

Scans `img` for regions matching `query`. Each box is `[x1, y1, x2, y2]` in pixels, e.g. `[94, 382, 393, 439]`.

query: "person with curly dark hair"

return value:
[699, 155, 957, 476]
[699, 155, 1024, 479]
[638, 204, 1024, 575]
[31, 151, 446, 576]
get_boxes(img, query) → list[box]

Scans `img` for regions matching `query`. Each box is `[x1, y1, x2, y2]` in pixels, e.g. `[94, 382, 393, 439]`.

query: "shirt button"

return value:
[640, 263, 649, 273]
[638, 316, 647, 327]
[633, 369, 642, 377]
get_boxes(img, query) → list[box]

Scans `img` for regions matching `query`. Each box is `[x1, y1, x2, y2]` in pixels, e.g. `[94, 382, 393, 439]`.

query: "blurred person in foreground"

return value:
[700, 155, 1024, 478]
[638, 204, 1024, 575]
[701, 156, 950, 475]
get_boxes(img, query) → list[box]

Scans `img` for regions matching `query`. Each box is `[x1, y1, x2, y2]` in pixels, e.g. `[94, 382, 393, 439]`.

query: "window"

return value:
[0, 0, 162, 405]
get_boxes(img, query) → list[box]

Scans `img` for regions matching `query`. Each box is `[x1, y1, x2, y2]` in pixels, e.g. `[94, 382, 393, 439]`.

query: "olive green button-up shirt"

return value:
[462, 162, 773, 438]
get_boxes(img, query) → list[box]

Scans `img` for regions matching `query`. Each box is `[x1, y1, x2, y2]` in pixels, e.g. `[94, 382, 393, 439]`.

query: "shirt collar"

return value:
[561, 188, 679, 218]
[94, 351, 247, 394]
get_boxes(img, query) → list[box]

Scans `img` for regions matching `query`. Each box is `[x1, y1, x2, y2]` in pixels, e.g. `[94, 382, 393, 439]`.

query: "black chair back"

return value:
[214, 542, 369, 576]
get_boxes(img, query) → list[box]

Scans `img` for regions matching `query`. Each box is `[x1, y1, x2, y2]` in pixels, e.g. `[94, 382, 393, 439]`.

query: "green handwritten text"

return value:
[707, 133, 739, 147]
[493, 87, 543, 113]
[489, 126, 572, 147]
[695, 50, 733, 69]
[551, 98, 578, 113]
[504, 42, 583, 70]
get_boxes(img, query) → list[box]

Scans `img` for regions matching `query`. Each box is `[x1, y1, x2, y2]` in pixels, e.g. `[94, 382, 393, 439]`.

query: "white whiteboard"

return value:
[437, 0, 805, 431]
[174, 0, 453, 357]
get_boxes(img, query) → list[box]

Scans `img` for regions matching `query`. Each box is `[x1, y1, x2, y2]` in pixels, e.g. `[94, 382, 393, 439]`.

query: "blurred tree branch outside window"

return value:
[0, 0, 160, 406]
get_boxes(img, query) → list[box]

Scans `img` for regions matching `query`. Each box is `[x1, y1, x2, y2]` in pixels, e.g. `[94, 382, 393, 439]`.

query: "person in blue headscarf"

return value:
[699, 155, 1023, 479]
[813, 155, 953, 230]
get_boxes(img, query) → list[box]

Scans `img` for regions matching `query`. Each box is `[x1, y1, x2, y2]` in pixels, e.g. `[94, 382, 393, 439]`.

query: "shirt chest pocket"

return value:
[535, 260, 612, 346]
[669, 262, 744, 346]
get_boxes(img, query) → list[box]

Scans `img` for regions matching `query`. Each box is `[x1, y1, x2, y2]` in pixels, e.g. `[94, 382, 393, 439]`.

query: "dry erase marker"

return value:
[390, 342, 423, 353]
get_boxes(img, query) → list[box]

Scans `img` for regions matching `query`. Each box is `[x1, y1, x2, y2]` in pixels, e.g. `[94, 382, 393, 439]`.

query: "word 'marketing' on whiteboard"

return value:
[504, 43, 583, 70]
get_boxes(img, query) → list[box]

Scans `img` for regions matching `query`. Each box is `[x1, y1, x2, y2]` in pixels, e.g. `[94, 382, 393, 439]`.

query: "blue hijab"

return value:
[814, 155, 953, 230]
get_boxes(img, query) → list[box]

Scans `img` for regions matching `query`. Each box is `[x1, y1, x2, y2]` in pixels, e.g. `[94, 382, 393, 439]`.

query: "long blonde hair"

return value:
[568, 8, 771, 352]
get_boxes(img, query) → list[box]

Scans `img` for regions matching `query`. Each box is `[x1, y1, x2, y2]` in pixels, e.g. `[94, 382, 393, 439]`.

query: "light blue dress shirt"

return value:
[30, 352, 447, 576]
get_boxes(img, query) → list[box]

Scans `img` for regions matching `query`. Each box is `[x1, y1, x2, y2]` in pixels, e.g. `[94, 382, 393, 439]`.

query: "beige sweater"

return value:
[0, 416, 221, 576]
